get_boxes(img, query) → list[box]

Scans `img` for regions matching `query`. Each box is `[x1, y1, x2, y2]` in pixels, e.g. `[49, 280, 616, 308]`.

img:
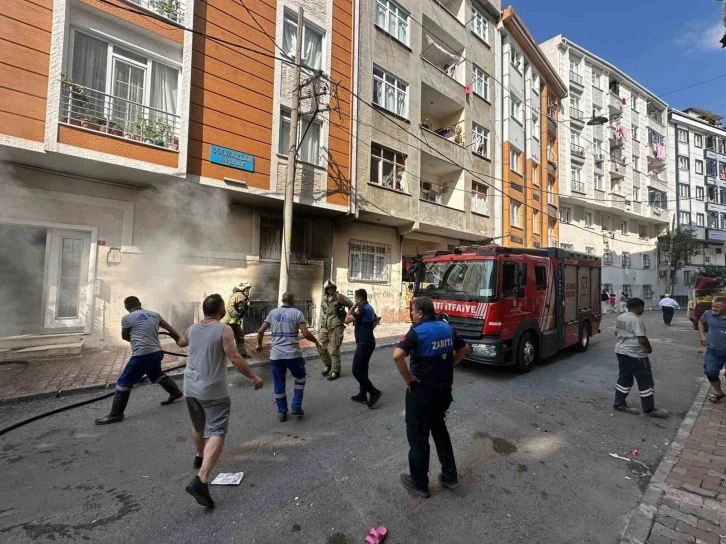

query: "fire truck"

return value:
[412, 245, 602, 372]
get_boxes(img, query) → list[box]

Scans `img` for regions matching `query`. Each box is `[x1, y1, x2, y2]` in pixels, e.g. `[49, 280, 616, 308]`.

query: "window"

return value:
[697, 213, 705, 227]
[708, 159, 718, 176]
[620, 220, 628, 234]
[376, 0, 409, 45]
[585, 211, 593, 228]
[678, 156, 689, 170]
[283, 13, 324, 70]
[502, 262, 526, 297]
[571, 167, 581, 184]
[472, 65, 490, 101]
[639, 224, 648, 239]
[695, 159, 704, 175]
[279, 110, 322, 165]
[633, 187, 639, 201]
[679, 211, 691, 225]
[678, 129, 688, 144]
[532, 74, 540, 94]
[373, 67, 407, 117]
[585, 246, 595, 255]
[632, 96, 638, 110]
[560, 206, 572, 224]
[594, 174, 603, 191]
[679, 184, 690, 198]
[259, 217, 309, 261]
[696, 186, 705, 201]
[622, 285, 632, 297]
[593, 105, 603, 119]
[532, 210, 540, 233]
[632, 125, 639, 141]
[603, 251, 613, 265]
[510, 201, 521, 228]
[510, 97, 523, 123]
[472, 123, 489, 157]
[472, 182, 488, 215]
[684, 270, 693, 286]
[594, 138, 603, 156]
[471, 6, 488, 43]
[510, 148, 522, 174]
[717, 247, 723, 255]
[632, 156, 640, 171]
[695, 134, 703, 148]
[531, 110, 540, 139]
[707, 135, 717, 150]
[512, 50, 523, 72]
[569, 59, 578, 75]
[535, 266, 547, 290]
[643, 285, 653, 299]
[592, 71, 601, 89]
[349, 239, 390, 282]
[370, 143, 406, 191]
[532, 163, 539, 186]
[642, 254, 651, 268]
[622, 251, 631, 268]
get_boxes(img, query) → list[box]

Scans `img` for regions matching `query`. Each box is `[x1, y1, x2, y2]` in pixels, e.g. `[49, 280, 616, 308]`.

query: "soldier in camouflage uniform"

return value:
[221, 282, 251, 357]
[319, 280, 353, 381]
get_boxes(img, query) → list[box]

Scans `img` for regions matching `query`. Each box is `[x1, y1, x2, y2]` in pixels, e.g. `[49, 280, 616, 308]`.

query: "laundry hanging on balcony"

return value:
[425, 35, 461, 75]
[653, 143, 665, 161]
[614, 125, 630, 142]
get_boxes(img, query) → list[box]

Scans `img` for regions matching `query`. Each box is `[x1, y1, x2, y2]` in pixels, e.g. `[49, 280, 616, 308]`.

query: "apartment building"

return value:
[539, 35, 669, 303]
[498, 7, 566, 249]
[663, 107, 726, 303]
[0, 0, 355, 348]
[336, 0, 500, 321]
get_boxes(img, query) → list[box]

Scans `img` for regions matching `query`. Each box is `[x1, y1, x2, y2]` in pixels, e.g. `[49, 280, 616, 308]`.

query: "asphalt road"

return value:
[0, 312, 706, 544]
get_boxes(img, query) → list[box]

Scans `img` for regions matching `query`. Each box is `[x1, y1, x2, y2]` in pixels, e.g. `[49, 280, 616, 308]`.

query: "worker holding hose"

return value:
[95, 296, 184, 425]
[221, 282, 252, 357]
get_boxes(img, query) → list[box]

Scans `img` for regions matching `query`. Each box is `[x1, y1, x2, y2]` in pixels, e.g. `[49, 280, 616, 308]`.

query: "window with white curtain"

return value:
[509, 148, 522, 174]
[510, 96, 523, 123]
[279, 110, 322, 166]
[373, 66, 407, 117]
[472, 123, 489, 158]
[472, 65, 490, 101]
[283, 13, 324, 71]
[471, 6, 488, 43]
[472, 182, 488, 215]
[376, 0, 409, 45]
[349, 240, 390, 282]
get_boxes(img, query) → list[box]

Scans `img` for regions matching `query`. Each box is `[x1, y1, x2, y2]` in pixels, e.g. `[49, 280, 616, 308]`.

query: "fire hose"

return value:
[0, 333, 188, 436]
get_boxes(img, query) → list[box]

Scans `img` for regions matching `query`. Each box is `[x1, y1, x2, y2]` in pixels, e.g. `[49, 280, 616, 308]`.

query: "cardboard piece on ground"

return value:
[210, 472, 245, 485]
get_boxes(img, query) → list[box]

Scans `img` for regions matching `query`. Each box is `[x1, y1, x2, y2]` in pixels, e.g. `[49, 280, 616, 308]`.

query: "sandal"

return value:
[709, 392, 726, 403]
[365, 526, 388, 544]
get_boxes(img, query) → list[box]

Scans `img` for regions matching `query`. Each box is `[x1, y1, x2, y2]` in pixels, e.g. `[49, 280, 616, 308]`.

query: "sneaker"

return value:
[400, 474, 430, 498]
[291, 408, 304, 417]
[367, 390, 382, 409]
[351, 393, 368, 403]
[278, 412, 287, 422]
[614, 405, 640, 415]
[193, 456, 203, 469]
[321, 367, 332, 377]
[327, 372, 340, 381]
[185, 476, 214, 508]
[438, 473, 461, 489]
[646, 408, 669, 419]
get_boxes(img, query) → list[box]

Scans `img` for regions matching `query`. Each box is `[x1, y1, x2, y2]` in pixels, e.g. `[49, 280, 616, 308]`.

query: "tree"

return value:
[658, 225, 700, 294]
[696, 265, 726, 285]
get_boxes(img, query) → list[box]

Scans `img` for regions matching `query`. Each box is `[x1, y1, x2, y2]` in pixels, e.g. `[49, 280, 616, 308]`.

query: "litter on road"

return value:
[211, 472, 245, 486]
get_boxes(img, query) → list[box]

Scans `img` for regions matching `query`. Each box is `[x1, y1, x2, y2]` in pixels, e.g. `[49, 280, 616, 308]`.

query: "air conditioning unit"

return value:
[659, 270, 667, 278]
[595, 153, 604, 162]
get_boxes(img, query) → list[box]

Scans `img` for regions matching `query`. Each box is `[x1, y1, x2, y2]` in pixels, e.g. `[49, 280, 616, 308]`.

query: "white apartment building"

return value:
[663, 108, 726, 303]
[539, 36, 670, 303]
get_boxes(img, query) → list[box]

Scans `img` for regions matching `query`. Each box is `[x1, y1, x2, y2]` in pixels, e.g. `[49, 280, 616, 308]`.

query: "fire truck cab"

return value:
[412, 245, 602, 372]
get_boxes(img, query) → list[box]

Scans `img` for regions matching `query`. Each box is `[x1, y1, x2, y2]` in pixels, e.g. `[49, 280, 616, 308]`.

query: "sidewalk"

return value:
[0, 322, 410, 402]
[621, 377, 726, 544]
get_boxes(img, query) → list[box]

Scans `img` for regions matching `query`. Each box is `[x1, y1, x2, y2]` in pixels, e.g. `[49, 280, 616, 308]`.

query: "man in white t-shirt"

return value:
[658, 294, 680, 326]
[613, 297, 668, 418]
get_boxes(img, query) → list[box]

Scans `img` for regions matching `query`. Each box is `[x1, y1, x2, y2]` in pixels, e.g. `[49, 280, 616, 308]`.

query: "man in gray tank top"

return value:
[178, 294, 263, 508]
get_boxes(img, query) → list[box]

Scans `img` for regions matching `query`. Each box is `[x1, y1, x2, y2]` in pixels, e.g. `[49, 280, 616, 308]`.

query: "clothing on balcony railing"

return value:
[652, 143, 666, 161]
[614, 125, 630, 143]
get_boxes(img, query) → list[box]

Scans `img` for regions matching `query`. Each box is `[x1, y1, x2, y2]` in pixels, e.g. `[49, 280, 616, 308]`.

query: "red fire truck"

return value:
[412, 245, 602, 372]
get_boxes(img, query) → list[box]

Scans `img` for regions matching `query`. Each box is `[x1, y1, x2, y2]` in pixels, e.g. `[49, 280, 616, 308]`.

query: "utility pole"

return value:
[278, 6, 304, 303]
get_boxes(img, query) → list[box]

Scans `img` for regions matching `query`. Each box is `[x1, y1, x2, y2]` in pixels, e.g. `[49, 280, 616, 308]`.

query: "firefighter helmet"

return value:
[323, 279, 337, 292]
[233, 281, 252, 294]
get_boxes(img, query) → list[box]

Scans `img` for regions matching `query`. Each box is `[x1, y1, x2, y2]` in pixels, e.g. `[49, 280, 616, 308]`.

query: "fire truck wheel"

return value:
[577, 323, 591, 352]
[515, 332, 537, 373]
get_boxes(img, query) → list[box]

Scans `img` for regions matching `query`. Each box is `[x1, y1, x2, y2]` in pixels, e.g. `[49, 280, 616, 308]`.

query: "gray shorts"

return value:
[186, 396, 231, 439]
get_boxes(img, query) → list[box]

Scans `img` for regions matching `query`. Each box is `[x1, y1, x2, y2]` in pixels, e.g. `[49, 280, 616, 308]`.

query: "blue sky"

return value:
[514, 0, 725, 115]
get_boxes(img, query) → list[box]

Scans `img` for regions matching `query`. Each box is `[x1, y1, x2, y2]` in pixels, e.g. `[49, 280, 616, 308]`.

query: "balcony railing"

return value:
[548, 192, 556, 205]
[570, 107, 585, 122]
[547, 149, 556, 163]
[60, 81, 180, 150]
[648, 111, 665, 127]
[128, 0, 184, 23]
[571, 181, 585, 194]
[608, 92, 622, 110]
[569, 71, 583, 86]
[570, 143, 585, 158]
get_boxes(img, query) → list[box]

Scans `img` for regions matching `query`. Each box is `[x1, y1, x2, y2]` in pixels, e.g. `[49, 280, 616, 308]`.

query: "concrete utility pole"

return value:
[278, 6, 304, 303]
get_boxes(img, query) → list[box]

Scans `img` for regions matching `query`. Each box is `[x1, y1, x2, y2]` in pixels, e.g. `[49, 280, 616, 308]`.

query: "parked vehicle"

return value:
[688, 276, 722, 330]
[412, 245, 602, 373]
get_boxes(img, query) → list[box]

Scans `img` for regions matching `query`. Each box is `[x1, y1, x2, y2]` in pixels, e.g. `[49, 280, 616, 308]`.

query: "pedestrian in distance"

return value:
[345, 289, 382, 408]
[609, 293, 617, 312]
[619, 291, 629, 313]
[600, 288, 610, 312]
[698, 296, 726, 403]
[221, 282, 252, 357]
[613, 297, 668, 418]
[178, 294, 263, 508]
[95, 296, 184, 425]
[393, 296, 469, 498]
[256, 292, 322, 422]
[318, 280, 353, 381]
[658, 294, 680, 326]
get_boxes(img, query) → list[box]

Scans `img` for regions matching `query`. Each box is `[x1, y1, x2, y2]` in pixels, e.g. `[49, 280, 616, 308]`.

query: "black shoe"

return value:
[438, 473, 460, 489]
[321, 367, 332, 377]
[95, 391, 130, 425]
[158, 375, 183, 405]
[400, 474, 430, 498]
[327, 372, 340, 381]
[367, 390, 382, 409]
[291, 408, 304, 417]
[278, 412, 287, 422]
[614, 405, 640, 415]
[185, 476, 214, 508]
[351, 393, 368, 403]
[193, 456, 203, 469]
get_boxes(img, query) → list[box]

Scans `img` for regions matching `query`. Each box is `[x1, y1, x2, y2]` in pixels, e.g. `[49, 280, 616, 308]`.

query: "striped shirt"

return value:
[264, 305, 306, 360]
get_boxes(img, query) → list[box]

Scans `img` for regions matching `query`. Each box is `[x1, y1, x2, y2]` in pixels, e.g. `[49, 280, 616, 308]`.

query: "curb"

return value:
[0, 340, 399, 406]
[619, 377, 711, 544]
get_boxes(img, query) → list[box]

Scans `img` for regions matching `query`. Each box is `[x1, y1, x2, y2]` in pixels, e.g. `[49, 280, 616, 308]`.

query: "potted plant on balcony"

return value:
[61, 74, 88, 126]
[79, 116, 101, 131]
[151, 0, 182, 22]
[152, 118, 173, 147]
[102, 121, 124, 137]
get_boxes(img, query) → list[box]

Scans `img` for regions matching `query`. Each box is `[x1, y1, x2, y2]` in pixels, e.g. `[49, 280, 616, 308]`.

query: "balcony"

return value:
[570, 143, 585, 162]
[647, 142, 666, 171]
[608, 92, 622, 114]
[420, 82, 467, 165]
[644, 205, 666, 220]
[707, 229, 726, 242]
[571, 181, 585, 194]
[609, 159, 626, 179]
[420, 16, 466, 98]
[431, 0, 464, 24]
[612, 193, 626, 207]
[569, 71, 584, 88]
[609, 126, 625, 148]
[547, 149, 557, 164]
[648, 173, 667, 191]
[419, 149, 465, 213]
[547, 115, 557, 136]
[59, 80, 180, 150]
[548, 192, 557, 205]
[570, 107, 585, 125]
[128, 0, 184, 24]
[707, 201, 726, 214]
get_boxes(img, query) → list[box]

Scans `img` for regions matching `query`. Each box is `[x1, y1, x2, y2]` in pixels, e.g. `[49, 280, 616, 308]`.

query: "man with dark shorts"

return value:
[95, 296, 184, 425]
[393, 297, 468, 498]
[178, 294, 263, 508]
[699, 296, 726, 403]
[345, 289, 382, 408]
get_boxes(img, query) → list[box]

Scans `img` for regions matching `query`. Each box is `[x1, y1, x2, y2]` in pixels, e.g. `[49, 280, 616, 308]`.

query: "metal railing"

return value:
[571, 181, 585, 193]
[570, 143, 585, 157]
[60, 81, 180, 150]
[569, 71, 583, 86]
[648, 111, 665, 127]
[547, 149, 556, 163]
[570, 107, 584, 121]
[548, 192, 556, 205]
[127, 0, 184, 23]
[242, 299, 316, 334]
[609, 92, 622, 109]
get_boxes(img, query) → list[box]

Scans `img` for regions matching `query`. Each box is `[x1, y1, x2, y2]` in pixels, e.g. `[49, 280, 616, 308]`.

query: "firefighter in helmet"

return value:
[319, 280, 353, 380]
[221, 282, 252, 357]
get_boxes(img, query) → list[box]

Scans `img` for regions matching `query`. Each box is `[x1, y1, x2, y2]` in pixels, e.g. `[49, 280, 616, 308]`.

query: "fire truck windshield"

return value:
[415, 260, 498, 302]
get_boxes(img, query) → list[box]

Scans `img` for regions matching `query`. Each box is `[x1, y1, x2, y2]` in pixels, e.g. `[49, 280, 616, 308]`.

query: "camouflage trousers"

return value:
[318, 326, 344, 373]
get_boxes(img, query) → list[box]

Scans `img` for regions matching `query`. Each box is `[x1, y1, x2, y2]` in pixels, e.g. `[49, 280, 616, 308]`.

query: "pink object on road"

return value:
[365, 526, 388, 544]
